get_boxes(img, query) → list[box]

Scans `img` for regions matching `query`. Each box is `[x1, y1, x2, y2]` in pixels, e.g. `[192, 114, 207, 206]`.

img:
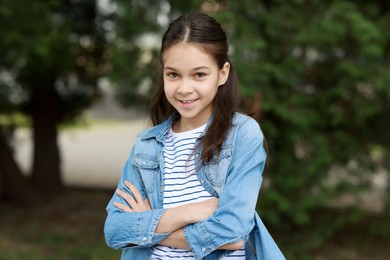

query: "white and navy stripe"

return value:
[150, 124, 245, 259]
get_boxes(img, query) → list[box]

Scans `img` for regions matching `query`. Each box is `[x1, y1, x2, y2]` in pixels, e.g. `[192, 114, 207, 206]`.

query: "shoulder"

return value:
[232, 112, 263, 139]
[132, 124, 163, 159]
[228, 113, 266, 161]
[232, 112, 259, 127]
[136, 116, 173, 140]
[136, 124, 158, 139]
[228, 112, 264, 150]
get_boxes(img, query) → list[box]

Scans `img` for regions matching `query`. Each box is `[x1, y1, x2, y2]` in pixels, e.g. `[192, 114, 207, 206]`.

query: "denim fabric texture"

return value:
[104, 112, 285, 260]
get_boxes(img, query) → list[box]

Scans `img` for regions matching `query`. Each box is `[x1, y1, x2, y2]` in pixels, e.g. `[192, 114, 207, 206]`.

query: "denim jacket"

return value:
[104, 112, 285, 260]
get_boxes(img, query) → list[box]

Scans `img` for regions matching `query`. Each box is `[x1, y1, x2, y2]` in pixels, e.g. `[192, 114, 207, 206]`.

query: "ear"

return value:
[218, 62, 231, 86]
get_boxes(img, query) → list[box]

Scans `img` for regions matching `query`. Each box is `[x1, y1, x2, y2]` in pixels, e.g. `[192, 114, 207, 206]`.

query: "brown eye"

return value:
[195, 72, 206, 78]
[167, 72, 179, 78]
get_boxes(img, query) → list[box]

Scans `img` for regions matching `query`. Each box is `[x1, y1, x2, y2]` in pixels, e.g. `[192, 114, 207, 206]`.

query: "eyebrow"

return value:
[164, 66, 211, 71]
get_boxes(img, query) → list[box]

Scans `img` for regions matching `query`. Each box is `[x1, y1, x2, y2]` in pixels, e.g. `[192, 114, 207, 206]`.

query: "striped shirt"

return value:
[150, 124, 245, 259]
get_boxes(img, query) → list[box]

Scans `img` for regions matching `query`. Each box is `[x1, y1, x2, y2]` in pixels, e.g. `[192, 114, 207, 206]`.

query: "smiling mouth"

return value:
[179, 99, 198, 104]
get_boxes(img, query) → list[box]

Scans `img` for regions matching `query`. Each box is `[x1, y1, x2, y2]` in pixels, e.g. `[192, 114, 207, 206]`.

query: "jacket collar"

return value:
[140, 113, 215, 142]
[140, 114, 175, 142]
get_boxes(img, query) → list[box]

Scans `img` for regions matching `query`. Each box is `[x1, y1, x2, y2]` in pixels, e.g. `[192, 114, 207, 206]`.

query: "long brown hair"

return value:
[150, 13, 239, 164]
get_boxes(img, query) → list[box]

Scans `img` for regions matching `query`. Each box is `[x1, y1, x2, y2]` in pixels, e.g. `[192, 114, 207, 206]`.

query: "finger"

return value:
[116, 189, 138, 210]
[114, 201, 132, 212]
[125, 181, 143, 204]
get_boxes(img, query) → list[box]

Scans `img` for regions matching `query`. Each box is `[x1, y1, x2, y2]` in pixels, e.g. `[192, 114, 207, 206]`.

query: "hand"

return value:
[114, 181, 151, 212]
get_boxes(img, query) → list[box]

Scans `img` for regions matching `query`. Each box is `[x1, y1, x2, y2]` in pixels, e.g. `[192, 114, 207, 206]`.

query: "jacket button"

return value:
[202, 247, 206, 252]
[200, 179, 205, 184]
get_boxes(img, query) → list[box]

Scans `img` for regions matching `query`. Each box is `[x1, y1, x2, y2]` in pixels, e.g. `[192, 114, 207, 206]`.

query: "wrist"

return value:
[159, 228, 190, 250]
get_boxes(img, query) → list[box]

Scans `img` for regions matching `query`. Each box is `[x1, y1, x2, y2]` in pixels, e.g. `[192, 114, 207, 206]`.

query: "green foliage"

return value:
[211, 0, 390, 227]
[0, 0, 111, 123]
[109, 0, 162, 108]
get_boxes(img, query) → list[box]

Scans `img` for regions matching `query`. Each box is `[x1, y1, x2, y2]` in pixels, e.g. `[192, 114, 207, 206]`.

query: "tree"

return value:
[0, 0, 110, 201]
[109, 0, 169, 108]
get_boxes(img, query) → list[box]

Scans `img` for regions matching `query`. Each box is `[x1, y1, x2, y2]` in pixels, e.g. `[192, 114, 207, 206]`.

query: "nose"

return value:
[177, 79, 194, 95]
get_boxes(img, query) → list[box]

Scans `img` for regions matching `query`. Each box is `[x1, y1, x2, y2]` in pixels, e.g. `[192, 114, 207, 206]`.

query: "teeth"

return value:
[181, 99, 195, 103]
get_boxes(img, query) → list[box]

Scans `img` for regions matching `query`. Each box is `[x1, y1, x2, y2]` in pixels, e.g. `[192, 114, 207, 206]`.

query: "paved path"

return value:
[14, 118, 149, 189]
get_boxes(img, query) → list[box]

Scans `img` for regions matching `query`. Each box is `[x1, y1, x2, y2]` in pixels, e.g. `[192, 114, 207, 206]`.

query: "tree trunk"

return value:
[30, 87, 63, 194]
[0, 131, 40, 204]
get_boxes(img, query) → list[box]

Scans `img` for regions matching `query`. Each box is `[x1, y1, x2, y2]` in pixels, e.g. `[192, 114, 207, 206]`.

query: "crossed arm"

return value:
[114, 180, 244, 251]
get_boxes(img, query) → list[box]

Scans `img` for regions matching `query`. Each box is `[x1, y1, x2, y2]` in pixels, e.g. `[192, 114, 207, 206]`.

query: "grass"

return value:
[272, 209, 390, 259]
[0, 188, 389, 259]
[0, 189, 120, 260]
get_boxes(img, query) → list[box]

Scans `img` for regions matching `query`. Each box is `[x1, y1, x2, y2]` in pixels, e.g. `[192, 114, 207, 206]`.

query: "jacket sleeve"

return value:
[104, 147, 170, 250]
[184, 118, 266, 259]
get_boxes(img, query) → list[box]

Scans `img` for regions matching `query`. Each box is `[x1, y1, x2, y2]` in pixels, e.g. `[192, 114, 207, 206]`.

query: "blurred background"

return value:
[0, 0, 389, 259]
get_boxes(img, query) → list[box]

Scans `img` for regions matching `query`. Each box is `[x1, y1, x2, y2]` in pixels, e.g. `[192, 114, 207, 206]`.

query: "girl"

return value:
[104, 13, 285, 260]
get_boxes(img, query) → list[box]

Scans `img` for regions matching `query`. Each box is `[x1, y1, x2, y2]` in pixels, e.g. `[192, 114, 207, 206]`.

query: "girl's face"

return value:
[163, 42, 230, 132]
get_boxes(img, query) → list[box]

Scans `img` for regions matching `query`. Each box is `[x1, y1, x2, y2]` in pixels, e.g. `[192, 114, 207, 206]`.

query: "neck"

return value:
[173, 118, 207, 133]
